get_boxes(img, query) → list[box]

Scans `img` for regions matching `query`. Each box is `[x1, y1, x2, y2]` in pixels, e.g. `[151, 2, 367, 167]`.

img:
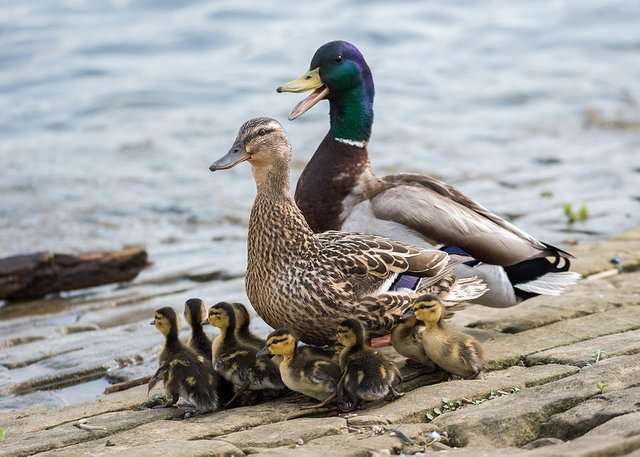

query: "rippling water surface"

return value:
[1, 0, 640, 409]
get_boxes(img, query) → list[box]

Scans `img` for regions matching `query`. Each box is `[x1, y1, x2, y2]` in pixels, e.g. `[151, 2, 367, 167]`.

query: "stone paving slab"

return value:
[525, 328, 640, 366]
[217, 417, 346, 450]
[83, 438, 244, 457]
[348, 364, 579, 425]
[0, 408, 174, 457]
[539, 386, 640, 441]
[527, 412, 640, 457]
[570, 226, 640, 276]
[431, 352, 640, 447]
[0, 228, 639, 457]
[484, 305, 640, 369]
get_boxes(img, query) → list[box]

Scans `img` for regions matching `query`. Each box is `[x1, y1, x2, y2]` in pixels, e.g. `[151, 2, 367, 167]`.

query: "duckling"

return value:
[299, 344, 335, 360]
[148, 307, 220, 415]
[391, 316, 432, 367]
[205, 301, 285, 407]
[230, 301, 331, 360]
[184, 298, 212, 360]
[335, 319, 403, 411]
[229, 302, 265, 351]
[332, 341, 345, 363]
[260, 328, 341, 407]
[410, 294, 486, 379]
[393, 274, 474, 371]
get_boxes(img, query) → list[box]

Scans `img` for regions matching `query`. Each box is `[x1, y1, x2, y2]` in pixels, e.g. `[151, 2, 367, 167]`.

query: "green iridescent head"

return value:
[278, 41, 374, 144]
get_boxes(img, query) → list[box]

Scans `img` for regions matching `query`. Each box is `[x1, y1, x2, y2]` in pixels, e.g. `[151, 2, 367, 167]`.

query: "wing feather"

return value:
[369, 174, 573, 265]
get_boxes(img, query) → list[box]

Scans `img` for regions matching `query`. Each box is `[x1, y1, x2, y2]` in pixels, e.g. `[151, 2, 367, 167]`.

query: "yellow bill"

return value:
[277, 68, 329, 120]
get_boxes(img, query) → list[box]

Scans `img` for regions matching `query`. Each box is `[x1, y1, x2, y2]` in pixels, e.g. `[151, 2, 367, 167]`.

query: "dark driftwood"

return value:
[0, 248, 148, 300]
[104, 375, 152, 394]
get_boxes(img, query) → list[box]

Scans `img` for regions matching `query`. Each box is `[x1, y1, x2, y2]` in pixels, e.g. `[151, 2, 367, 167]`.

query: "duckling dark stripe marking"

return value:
[268, 337, 288, 346]
[417, 304, 436, 310]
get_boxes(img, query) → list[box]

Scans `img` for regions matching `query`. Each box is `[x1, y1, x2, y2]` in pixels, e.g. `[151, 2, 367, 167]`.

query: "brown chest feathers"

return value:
[245, 194, 359, 345]
[295, 135, 372, 232]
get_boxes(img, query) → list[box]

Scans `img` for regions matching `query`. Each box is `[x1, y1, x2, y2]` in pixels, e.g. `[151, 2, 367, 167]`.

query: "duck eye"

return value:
[334, 55, 343, 64]
[258, 128, 267, 136]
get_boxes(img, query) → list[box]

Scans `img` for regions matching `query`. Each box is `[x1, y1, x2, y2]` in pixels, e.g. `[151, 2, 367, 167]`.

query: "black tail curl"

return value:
[505, 253, 571, 300]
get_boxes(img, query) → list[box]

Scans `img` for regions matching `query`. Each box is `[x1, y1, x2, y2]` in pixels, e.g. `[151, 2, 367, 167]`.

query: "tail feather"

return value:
[443, 276, 488, 304]
[514, 271, 581, 296]
[506, 255, 580, 300]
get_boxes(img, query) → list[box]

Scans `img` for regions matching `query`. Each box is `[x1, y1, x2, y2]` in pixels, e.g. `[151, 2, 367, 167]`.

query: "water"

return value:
[1, 0, 640, 409]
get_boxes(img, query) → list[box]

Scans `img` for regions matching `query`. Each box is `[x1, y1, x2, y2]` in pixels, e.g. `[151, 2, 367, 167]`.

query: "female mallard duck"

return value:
[335, 319, 403, 411]
[277, 40, 580, 308]
[409, 294, 486, 379]
[204, 301, 285, 406]
[184, 298, 212, 360]
[229, 302, 265, 351]
[148, 307, 220, 415]
[209, 117, 486, 346]
[259, 328, 341, 407]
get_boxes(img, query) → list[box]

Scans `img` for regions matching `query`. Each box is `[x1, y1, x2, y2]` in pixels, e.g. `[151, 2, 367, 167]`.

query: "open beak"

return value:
[277, 67, 329, 120]
[401, 310, 415, 319]
[256, 346, 269, 357]
[201, 319, 210, 326]
[209, 142, 250, 172]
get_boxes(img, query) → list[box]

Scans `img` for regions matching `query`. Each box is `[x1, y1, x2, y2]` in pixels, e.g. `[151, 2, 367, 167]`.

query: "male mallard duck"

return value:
[409, 294, 486, 379]
[204, 301, 285, 406]
[335, 319, 403, 411]
[277, 40, 581, 308]
[260, 328, 341, 406]
[229, 302, 265, 351]
[184, 298, 212, 360]
[148, 307, 220, 415]
[209, 117, 486, 346]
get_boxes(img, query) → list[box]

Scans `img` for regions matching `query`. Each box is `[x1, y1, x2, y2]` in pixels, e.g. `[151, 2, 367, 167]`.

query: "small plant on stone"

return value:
[0, 427, 5, 442]
[597, 382, 608, 394]
[425, 397, 464, 421]
[425, 388, 522, 422]
[562, 203, 589, 225]
[134, 393, 168, 410]
[590, 350, 608, 363]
